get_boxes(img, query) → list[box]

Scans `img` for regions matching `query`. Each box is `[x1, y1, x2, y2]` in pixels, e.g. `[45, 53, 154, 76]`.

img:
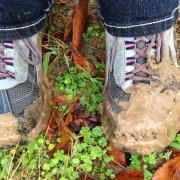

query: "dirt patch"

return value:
[0, 113, 21, 146]
[27, 74, 52, 141]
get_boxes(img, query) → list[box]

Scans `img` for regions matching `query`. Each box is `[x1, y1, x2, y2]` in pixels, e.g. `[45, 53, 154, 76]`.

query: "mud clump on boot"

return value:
[102, 57, 180, 155]
[27, 74, 52, 141]
[0, 73, 52, 147]
[102, 84, 180, 155]
[0, 113, 21, 146]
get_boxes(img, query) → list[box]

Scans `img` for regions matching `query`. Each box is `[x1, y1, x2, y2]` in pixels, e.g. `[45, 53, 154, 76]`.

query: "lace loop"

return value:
[0, 38, 42, 78]
[13, 39, 42, 66]
[0, 43, 11, 78]
[131, 35, 162, 82]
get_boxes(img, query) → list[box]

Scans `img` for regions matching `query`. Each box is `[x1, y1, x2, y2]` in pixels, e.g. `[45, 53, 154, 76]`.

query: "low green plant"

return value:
[83, 25, 105, 42]
[128, 153, 142, 171]
[55, 67, 104, 114]
[90, 56, 106, 75]
[128, 151, 172, 180]
[170, 133, 180, 150]
[0, 151, 14, 179]
[0, 127, 115, 180]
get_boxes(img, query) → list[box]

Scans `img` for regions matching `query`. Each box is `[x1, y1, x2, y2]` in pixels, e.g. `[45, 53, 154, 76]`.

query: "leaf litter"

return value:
[44, 1, 180, 179]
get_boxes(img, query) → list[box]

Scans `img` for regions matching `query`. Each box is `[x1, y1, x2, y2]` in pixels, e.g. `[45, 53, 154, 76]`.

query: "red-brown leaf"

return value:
[172, 148, 180, 157]
[72, 49, 95, 73]
[49, 97, 78, 155]
[152, 156, 180, 180]
[63, 0, 94, 73]
[46, 94, 71, 141]
[69, 102, 100, 133]
[116, 169, 144, 180]
[107, 144, 126, 166]
[64, 8, 76, 41]
[53, 95, 70, 105]
[72, 0, 89, 49]
[46, 110, 60, 140]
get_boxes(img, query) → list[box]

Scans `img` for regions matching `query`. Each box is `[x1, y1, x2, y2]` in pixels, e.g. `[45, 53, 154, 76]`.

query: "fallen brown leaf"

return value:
[152, 156, 180, 180]
[72, 0, 89, 49]
[107, 144, 126, 166]
[116, 169, 144, 180]
[72, 49, 95, 73]
[69, 102, 100, 133]
[63, 0, 95, 73]
[53, 95, 70, 104]
[64, 8, 76, 41]
[46, 110, 60, 140]
[49, 97, 78, 155]
[46, 94, 70, 141]
[172, 148, 180, 157]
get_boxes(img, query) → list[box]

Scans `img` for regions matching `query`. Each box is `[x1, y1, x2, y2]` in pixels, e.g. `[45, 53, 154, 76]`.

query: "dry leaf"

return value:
[116, 169, 144, 180]
[64, 8, 76, 41]
[72, 49, 95, 72]
[46, 94, 70, 141]
[72, 0, 89, 49]
[172, 148, 180, 157]
[69, 102, 100, 133]
[152, 156, 180, 180]
[53, 95, 70, 104]
[46, 110, 60, 140]
[107, 144, 126, 166]
[49, 97, 78, 155]
[63, 0, 95, 73]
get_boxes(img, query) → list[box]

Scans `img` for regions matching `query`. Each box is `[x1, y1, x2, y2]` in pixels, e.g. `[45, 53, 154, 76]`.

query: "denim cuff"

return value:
[0, 0, 52, 41]
[106, 10, 179, 37]
[0, 18, 45, 41]
[97, 0, 179, 37]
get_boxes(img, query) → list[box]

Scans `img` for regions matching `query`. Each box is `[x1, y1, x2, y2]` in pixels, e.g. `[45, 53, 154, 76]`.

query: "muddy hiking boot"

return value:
[0, 33, 51, 147]
[102, 27, 180, 154]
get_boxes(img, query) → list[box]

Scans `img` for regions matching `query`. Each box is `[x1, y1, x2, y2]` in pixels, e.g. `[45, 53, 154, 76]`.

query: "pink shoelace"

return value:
[0, 38, 42, 79]
[0, 42, 14, 78]
[109, 34, 164, 83]
[131, 35, 163, 82]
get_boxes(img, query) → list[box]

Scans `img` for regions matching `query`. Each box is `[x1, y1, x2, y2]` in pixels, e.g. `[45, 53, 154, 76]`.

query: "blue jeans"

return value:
[0, 0, 52, 41]
[0, 1, 179, 40]
[97, 0, 179, 37]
